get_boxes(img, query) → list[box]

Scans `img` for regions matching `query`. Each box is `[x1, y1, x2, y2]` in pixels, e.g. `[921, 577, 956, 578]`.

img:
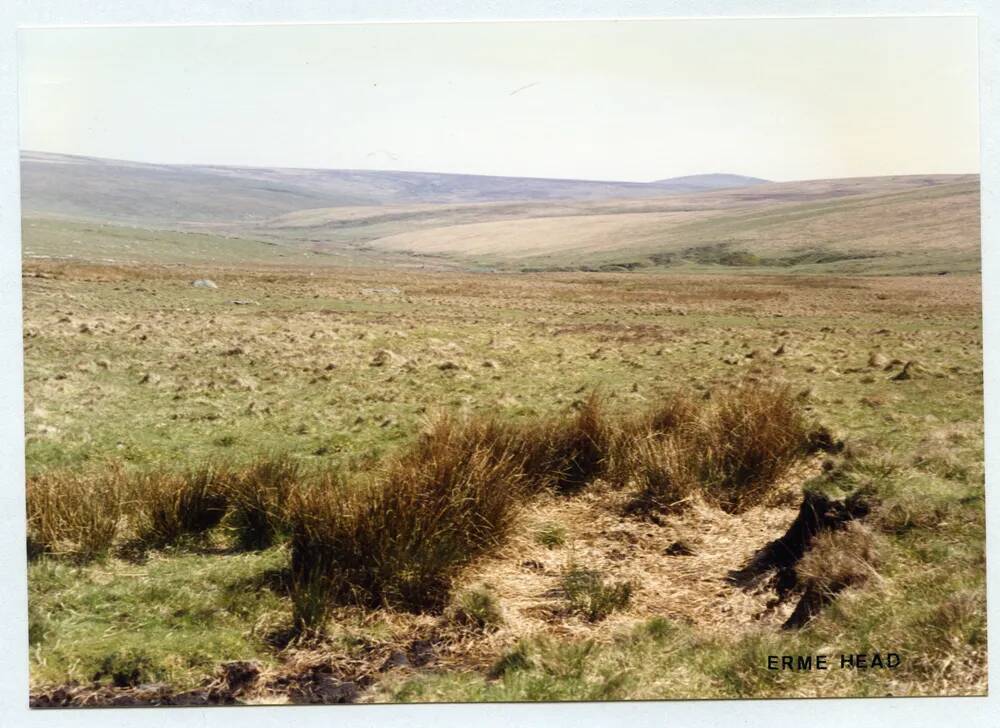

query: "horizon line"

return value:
[18, 149, 982, 186]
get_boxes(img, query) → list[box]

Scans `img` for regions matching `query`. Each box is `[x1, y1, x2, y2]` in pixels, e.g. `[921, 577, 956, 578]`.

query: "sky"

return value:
[18, 18, 980, 182]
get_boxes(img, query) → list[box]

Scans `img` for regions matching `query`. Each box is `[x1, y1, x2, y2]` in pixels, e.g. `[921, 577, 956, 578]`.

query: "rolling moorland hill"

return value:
[20, 151, 768, 225]
[19, 151, 980, 274]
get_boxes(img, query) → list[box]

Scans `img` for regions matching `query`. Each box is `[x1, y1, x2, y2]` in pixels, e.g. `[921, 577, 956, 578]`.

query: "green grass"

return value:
[23, 263, 985, 700]
[28, 548, 288, 690]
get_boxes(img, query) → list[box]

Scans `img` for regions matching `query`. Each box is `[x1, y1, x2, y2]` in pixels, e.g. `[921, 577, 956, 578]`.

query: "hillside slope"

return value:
[20, 151, 768, 226]
[19, 152, 979, 275]
[364, 177, 980, 273]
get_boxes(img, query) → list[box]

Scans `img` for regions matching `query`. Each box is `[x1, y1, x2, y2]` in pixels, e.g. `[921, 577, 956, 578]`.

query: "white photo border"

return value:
[0, 2, 996, 726]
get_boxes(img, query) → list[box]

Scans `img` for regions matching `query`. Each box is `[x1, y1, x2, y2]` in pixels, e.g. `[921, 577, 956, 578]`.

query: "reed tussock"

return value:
[518, 393, 613, 493]
[288, 416, 528, 623]
[696, 382, 812, 512]
[131, 465, 231, 548]
[29, 382, 817, 628]
[225, 455, 299, 551]
[26, 465, 128, 562]
[618, 382, 813, 514]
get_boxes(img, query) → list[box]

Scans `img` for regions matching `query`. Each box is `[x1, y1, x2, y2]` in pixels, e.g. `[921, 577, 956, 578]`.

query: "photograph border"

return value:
[1, 2, 997, 726]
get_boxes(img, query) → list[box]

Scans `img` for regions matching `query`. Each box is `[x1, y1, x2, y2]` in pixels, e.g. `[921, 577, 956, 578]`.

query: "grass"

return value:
[560, 565, 634, 622]
[225, 455, 299, 551]
[533, 523, 568, 548]
[23, 262, 986, 701]
[26, 380, 816, 642]
[26, 464, 127, 562]
[286, 415, 528, 620]
[450, 587, 504, 630]
[28, 549, 287, 690]
[616, 382, 814, 514]
[132, 465, 231, 549]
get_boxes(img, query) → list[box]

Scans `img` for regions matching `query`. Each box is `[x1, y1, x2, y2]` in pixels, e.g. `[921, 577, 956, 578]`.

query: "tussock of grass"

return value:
[26, 464, 127, 562]
[620, 437, 696, 514]
[561, 565, 634, 622]
[533, 523, 568, 548]
[620, 382, 813, 514]
[450, 586, 504, 630]
[132, 465, 231, 549]
[30, 382, 818, 631]
[288, 418, 527, 621]
[488, 642, 533, 679]
[520, 393, 612, 493]
[697, 383, 812, 511]
[93, 647, 159, 688]
[225, 455, 299, 551]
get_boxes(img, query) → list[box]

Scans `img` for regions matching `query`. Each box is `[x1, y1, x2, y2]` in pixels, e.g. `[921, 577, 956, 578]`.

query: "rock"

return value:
[482, 359, 500, 369]
[436, 360, 461, 371]
[773, 343, 786, 356]
[192, 279, 218, 289]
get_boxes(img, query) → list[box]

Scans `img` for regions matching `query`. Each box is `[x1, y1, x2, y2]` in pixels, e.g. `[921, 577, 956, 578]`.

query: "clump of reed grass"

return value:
[225, 455, 300, 551]
[622, 437, 697, 514]
[518, 393, 613, 493]
[131, 464, 231, 548]
[619, 382, 813, 515]
[26, 464, 127, 563]
[450, 586, 504, 630]
[287, 415, 528, 630]
[695, 382, 812, 512]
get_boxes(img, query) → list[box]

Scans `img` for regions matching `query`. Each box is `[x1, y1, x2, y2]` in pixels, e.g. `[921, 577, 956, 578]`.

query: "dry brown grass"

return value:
[26, 464, 128, 562]
[697, 382, 812, 512]
[796, 522, 881, 594]
[516, 393, 613, 493]
[225, 455, 300, 551]
[616, 382, 812, 514]
[29, 381, 817, 631]
[287, 415, 529, 625]
[130, 465, 231, 549]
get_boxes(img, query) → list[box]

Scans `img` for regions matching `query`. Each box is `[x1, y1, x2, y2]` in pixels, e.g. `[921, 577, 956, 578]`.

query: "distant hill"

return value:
[650, 173, 769, 191]
[20, 151, 768, 227]
[19, 151, 979, 275]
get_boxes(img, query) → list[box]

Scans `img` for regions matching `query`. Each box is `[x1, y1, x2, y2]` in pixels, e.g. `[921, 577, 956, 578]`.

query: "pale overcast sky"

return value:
[18, 18, 979, 182]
